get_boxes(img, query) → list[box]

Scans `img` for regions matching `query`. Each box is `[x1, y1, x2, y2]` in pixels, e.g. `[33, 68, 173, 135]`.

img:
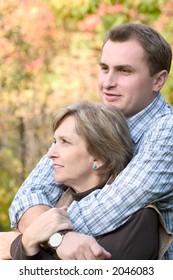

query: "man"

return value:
[8, 23, 173, 259]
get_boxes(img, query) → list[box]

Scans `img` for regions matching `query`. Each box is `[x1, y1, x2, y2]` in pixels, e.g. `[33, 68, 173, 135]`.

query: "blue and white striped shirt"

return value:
[9, 93, 173, 259]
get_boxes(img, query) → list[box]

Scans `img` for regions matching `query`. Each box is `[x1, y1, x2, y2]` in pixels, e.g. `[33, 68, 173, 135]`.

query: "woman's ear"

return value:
[153, 70, 168, 92]
[92, 159, 104, 169]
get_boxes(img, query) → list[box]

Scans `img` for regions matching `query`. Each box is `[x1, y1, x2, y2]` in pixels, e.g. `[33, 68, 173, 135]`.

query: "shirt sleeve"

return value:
[9, 155, 63, 229]
[67, 116, 173, 235]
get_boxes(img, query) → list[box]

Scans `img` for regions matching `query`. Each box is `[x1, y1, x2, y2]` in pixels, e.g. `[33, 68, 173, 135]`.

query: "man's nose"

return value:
[103, 72, 116, 89]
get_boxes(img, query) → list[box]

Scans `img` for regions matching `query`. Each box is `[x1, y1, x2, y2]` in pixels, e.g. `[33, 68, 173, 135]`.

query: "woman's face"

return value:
[47, 115, 102, 192]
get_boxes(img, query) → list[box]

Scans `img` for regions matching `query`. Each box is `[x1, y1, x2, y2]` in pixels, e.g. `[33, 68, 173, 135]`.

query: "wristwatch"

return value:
[48, 232, 64, 249]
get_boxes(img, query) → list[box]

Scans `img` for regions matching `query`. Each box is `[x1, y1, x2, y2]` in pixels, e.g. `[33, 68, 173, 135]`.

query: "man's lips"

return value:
[104, 92, 121, 101]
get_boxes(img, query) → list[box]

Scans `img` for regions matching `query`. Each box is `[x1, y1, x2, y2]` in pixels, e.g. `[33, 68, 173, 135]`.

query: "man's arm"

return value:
[18, 205, 51, 232]
[9, 155, 63, 230]
[0, 232, 21, 260]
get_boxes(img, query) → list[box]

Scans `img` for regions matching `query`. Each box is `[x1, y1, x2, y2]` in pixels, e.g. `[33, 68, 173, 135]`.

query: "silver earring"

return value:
[93, 163, 97, 169]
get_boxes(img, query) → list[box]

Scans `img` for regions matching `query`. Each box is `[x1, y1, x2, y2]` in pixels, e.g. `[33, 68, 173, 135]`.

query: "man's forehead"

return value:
[101, 40, 145, 64]
[102, 39, 144, 53]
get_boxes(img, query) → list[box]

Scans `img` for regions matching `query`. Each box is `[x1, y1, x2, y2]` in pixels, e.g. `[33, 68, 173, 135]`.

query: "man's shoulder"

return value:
[144, 114, 173, 138]
[128, 95, 173, 142]
[146, 97, 173, 128]
[133, 108, 173, 144]
[151, 112, 173, 127]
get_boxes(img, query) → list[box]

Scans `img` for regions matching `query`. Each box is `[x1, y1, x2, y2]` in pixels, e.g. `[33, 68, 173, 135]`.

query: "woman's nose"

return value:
[47, 144, 59, 159]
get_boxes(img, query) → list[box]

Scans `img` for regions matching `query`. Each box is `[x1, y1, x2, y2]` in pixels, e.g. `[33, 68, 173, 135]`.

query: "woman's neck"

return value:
[70, 178, 109, 201]
[71, 175, 109, 193]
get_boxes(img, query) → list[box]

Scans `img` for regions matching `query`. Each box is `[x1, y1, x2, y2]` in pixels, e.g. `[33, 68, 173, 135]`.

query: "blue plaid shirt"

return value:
[9, 93, 173, 259]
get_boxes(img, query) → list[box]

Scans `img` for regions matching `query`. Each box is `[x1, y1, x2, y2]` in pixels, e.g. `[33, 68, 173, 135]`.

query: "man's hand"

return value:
[0, 231, 21, 260]
[56, 232, 111, 260]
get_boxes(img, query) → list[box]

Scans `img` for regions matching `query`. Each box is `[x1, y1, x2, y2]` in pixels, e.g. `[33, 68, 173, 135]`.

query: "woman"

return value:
[10, 101, 159, 259]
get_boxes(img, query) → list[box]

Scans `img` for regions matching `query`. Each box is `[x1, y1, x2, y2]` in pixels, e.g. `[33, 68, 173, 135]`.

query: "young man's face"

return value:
[98, 39, 159, 118]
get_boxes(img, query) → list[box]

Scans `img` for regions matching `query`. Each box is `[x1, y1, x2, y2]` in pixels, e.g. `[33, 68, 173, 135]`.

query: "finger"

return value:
[103, 249, 112, 259]
[68, 250, 87, 260]
[83, 249, 98, 260]
[54, 208, 69, 218]
[90, 243, 112, 260]
[56, 222, 73, 232]
[56, 247, 78, 260]
[59, 206, 68, 212]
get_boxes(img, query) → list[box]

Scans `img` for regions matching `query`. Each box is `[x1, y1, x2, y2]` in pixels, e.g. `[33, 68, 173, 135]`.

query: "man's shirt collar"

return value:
[127, 93, 172, 144]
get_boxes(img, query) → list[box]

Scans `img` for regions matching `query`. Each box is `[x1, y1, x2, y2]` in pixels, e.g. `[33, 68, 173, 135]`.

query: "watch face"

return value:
[49, 233, 63, 247]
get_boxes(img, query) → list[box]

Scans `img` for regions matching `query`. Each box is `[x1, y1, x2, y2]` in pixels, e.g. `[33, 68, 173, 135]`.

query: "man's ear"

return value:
[153, 70, 168, 92]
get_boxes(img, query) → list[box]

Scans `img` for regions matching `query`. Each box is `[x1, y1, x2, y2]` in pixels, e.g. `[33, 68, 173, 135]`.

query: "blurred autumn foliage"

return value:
[0, 0, 173, 230]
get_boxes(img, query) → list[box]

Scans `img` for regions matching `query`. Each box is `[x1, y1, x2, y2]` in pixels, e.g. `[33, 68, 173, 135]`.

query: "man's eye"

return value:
[52, 139, 56, 145]
[99, 63, 108, 72]
[119, 67, 131, 74]
[101, 66, 108, 72]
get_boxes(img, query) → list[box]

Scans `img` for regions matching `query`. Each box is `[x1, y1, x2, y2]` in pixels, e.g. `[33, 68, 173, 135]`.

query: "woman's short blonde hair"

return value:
[52, 101, 133, 179]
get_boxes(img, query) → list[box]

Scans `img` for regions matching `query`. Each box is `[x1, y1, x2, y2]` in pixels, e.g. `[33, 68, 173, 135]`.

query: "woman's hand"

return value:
[22, 207, 72, 256]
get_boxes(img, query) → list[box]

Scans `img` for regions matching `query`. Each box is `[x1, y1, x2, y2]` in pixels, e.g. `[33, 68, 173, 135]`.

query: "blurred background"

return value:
[0, 0, 173, 230]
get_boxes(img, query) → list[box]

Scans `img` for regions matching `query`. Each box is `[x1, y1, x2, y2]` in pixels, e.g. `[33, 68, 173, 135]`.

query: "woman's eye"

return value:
[62, 138, 69, 144]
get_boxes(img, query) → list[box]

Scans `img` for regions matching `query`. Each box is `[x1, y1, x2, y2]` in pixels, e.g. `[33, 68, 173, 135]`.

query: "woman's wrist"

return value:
[22, 231, 40, 256]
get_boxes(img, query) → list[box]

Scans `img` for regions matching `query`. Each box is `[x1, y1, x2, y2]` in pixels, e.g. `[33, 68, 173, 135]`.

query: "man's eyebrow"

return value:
[116, 64, 133, 69]
[99, 61, 134, 69]
[99, 61, 107, 66]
